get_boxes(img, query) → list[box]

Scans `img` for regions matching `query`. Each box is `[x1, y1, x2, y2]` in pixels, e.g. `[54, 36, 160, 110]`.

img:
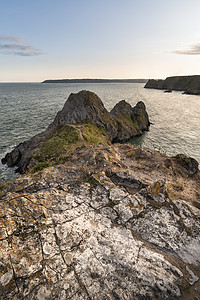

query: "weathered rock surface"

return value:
[1, 90, 149, 173]
[47, 90, 118, 141]
[144, 75, 200, 95]
[1, 131, 47, 173]
[0, 143, 200, 299]
[110, 100, 150, 142]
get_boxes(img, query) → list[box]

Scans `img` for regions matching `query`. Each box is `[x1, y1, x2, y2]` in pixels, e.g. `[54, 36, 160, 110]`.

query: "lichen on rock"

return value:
[0, 142, 200, 299]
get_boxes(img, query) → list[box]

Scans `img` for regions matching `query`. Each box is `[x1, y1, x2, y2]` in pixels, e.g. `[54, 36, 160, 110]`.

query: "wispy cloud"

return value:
[0, 35, 44, 56]
[0, 35, 23, 43]
[173, 43, 200, 55]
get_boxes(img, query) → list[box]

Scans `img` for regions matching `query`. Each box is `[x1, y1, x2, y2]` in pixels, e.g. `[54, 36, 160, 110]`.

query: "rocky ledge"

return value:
[1, 90, 200, 299]
[0, 142, 200, 299]
[1, 90, 149, 173]
[144, 75, 200, 95]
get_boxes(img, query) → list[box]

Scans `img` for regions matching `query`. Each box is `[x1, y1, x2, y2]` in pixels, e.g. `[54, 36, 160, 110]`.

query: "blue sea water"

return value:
[0, 82, 200, 182]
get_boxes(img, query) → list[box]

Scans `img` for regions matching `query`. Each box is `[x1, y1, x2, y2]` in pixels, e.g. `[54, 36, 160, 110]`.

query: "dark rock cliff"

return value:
[1, 90, 150, 173]
[144, 75, 200, 95]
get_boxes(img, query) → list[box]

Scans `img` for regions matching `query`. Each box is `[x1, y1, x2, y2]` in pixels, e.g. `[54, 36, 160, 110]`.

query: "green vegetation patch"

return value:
[116, 114, 140, 133]
[130, 115, 140, 130]
[39, 125, 79, 158]
[40, 136, 69, 157]
[31, 161, 50, 173]
[29, 125, 79, 172]
[82, 123, 109, 144]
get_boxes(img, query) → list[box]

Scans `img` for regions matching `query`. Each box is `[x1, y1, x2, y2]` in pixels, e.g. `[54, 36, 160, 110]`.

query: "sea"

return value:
[0, 82, 199, 183]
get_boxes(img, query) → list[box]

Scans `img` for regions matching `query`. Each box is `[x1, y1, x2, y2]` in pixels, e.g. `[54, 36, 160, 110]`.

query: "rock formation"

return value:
[0, 142, 200, 299]
[110, 100, 149, 142]
[1, 90, 150, 173]
[144, 75, 200, 95]
[47, 90, 118, 141]
[1, 89, 200, 299]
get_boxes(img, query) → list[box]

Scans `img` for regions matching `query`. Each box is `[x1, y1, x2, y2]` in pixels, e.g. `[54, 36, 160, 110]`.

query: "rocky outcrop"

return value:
[110, 100, 150, 142]
[1, 88, 200, 299]
[1, 131, 47, 173]
[47, 90, 118, 141]
[144, 79, 165, 90]
[0, 143, 200, 299]
[1, 90, 150, 173]
[144, 75, 200, 95]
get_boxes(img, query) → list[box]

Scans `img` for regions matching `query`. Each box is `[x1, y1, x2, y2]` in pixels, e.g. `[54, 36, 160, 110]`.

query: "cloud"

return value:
[0, 34, 43, 56]
[0, 35, 24, 42]
[173, 43, 200, 55]
[2, 50, 44, 57]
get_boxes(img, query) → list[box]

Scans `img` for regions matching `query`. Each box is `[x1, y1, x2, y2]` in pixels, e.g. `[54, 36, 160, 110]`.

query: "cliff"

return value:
[144, 75, 200, 95]
[42, 78, 148, 84]
[1, 90, 150, 173]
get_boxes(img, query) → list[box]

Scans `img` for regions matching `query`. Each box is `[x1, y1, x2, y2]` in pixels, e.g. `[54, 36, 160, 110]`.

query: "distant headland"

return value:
[144, 75, 200, 95]
[42, 78, 148, 84]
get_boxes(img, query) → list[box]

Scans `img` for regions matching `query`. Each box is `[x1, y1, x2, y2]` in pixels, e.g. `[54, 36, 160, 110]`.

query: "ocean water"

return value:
[0, 82, 199, 182]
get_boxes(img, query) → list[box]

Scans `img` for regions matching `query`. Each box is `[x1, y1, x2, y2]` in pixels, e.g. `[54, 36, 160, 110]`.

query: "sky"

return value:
[0, 0, 200, 82]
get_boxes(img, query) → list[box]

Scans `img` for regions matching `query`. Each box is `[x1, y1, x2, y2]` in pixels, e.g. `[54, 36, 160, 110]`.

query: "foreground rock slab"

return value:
[0, 143, 200, 299]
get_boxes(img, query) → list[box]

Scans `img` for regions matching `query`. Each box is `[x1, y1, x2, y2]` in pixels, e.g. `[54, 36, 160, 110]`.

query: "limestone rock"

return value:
[1, 131, 47, 173]
[48, 90, 118, 141]
[1, 91, 150, 173]
[132, 101, 150, 131]
[0, 143, 200, 299]
[110, 100, 150, 142]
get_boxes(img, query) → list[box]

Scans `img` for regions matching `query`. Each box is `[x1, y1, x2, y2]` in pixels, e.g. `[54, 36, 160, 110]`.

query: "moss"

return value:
[87, 176, 100, 188]
[82, 123, 109, 144]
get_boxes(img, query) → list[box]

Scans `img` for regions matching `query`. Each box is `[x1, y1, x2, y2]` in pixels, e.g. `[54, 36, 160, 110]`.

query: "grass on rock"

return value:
[82, 123, 109, 144]
[29, 123, 109, 173]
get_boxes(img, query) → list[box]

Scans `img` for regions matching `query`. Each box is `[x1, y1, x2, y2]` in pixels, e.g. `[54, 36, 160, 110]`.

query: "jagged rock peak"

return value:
[1, 90, 150, 173]
[48, 90, 150, 142]
[110, 99, 133, 117]
[48, 90, 114, 127]
[110, 99, 150, 142]
[48, 90, 118, 141]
